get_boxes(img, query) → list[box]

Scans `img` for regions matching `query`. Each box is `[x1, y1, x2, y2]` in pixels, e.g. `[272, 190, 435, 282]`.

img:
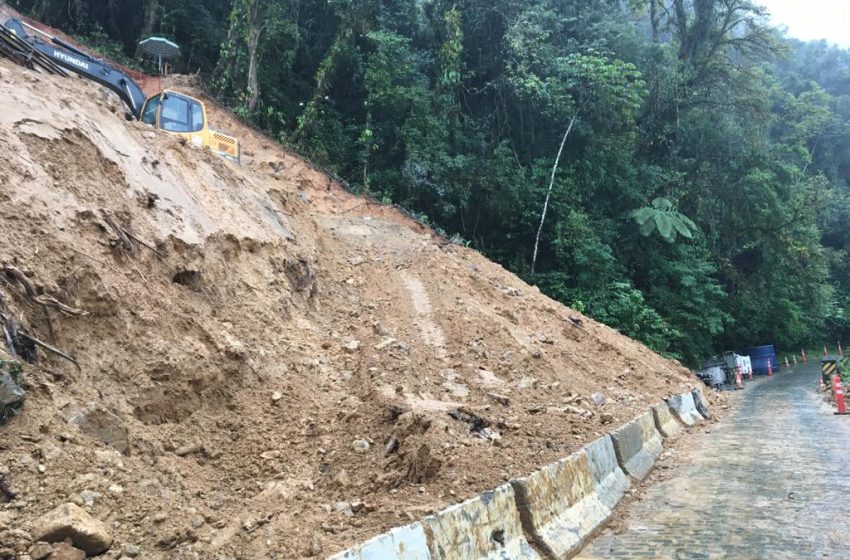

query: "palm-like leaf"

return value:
[630, 198, 698, 243]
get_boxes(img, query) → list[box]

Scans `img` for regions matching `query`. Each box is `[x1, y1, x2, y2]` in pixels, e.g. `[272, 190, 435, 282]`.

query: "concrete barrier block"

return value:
[651, 401, 682, 439]
[583, 434, 630, 512]
[423, 483, 540, 560]
[610, 410, 663, 481]
[691, 387, 711, 419]
[666, 392, 704, 426]
[511, 435, 629, 559]
[511, 450, 606, 559]
[328, 522, 431, 560]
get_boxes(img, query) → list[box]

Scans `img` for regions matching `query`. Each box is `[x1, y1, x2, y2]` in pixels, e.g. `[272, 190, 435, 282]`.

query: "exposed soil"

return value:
[0, 24, 719, 560]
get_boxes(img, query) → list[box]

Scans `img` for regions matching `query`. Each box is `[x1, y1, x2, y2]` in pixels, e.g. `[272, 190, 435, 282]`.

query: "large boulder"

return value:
[32, 503, 112, 555]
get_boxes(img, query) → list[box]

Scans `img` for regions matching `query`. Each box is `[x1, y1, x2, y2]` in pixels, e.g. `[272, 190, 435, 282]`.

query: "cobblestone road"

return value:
[580, 363, 850, 559]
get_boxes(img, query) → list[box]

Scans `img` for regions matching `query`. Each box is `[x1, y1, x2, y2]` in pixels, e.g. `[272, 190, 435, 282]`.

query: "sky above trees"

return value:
[760, 0, 850, 46]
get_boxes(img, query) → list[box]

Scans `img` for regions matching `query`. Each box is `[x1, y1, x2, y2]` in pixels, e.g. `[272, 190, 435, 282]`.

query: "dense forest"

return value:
[12, 0, 850, 366]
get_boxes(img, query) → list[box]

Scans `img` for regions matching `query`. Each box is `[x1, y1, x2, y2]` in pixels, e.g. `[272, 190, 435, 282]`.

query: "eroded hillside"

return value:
[0, 58, 705, 559]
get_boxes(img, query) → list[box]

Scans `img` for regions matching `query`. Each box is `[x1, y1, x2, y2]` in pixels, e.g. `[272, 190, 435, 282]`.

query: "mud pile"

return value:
[0, 52, 707, 559]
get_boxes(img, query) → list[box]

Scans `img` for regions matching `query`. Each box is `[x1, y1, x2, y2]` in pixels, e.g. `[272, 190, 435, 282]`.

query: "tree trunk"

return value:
[141, 0, 160, 38]
[650, 0, 659, 43]
[673, 0, 689, 60]
[690, 0, 715, 62]
[246, 0, 263, 112]
[532, 113, 577, 274]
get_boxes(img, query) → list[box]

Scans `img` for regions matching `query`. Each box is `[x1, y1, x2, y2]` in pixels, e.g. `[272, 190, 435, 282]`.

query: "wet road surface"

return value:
[580, 363, 850, 559]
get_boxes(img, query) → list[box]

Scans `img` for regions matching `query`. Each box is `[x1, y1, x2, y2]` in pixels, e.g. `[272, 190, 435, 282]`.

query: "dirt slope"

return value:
[0, 55, 708, 559]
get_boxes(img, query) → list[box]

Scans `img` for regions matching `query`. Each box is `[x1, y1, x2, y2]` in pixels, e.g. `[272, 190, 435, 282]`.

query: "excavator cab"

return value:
[141, 90, 240, 163]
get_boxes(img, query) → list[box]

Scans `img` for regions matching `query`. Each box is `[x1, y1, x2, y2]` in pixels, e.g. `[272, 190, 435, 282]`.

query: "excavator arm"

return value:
[4, 18, 147, 118]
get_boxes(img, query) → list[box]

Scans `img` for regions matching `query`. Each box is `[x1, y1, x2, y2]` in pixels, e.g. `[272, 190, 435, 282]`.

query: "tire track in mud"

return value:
[400, 272, 447, 361]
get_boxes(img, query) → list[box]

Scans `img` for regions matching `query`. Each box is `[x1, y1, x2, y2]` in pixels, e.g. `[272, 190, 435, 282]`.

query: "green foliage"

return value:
[631, 198, 698, 243]
[588, 282, 680, 357]
[837, 358, 850, 386]
[12, 0, 232, 73]
[437, 7, 463, 92]
[534, 273, 678, 357]
[74, 25, 145, 71]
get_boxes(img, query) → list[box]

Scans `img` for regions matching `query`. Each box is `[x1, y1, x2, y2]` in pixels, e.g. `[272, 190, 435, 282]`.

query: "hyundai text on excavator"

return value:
[2, 18, 240, 162]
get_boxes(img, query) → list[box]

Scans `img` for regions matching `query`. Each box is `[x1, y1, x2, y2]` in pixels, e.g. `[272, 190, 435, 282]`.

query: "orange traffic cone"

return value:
[834, 375, 850, 415]
[735, 368, 744, 390]
[802, 349, 807, 363]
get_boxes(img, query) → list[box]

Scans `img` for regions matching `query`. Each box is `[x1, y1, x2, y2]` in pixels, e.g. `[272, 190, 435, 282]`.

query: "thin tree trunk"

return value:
[362, 111, 372, 192]
[650, 0, 659, 42]
[141, 0, 159, 38]
[531, 113, 577, 274]
[673, 0, 689, 60]
[246, 1, 263, 112]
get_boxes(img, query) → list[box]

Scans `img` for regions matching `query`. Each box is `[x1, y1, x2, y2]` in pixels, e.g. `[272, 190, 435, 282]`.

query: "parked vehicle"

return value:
[698, 351, 746, 389]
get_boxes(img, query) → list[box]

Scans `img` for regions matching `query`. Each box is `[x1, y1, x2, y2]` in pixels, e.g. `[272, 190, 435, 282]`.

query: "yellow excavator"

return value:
[139, 89, 240, 162]
[2, 18, 240, 163]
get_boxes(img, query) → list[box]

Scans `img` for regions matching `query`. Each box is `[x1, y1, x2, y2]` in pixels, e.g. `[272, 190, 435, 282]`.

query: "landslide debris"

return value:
[0, 56, 707, 559]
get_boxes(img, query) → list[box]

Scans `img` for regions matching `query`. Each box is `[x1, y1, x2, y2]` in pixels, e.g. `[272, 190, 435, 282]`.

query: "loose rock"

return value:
[351, 439, 370, 453]
[28, 542, 53, 560]
[174, 443, 203, 457]
[333, 501, 354, 517]
[32, 503, 112, 555]
[78, 490, 101, 508]
[50, 542, 86, 560]
[374, 338, 396, 350]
